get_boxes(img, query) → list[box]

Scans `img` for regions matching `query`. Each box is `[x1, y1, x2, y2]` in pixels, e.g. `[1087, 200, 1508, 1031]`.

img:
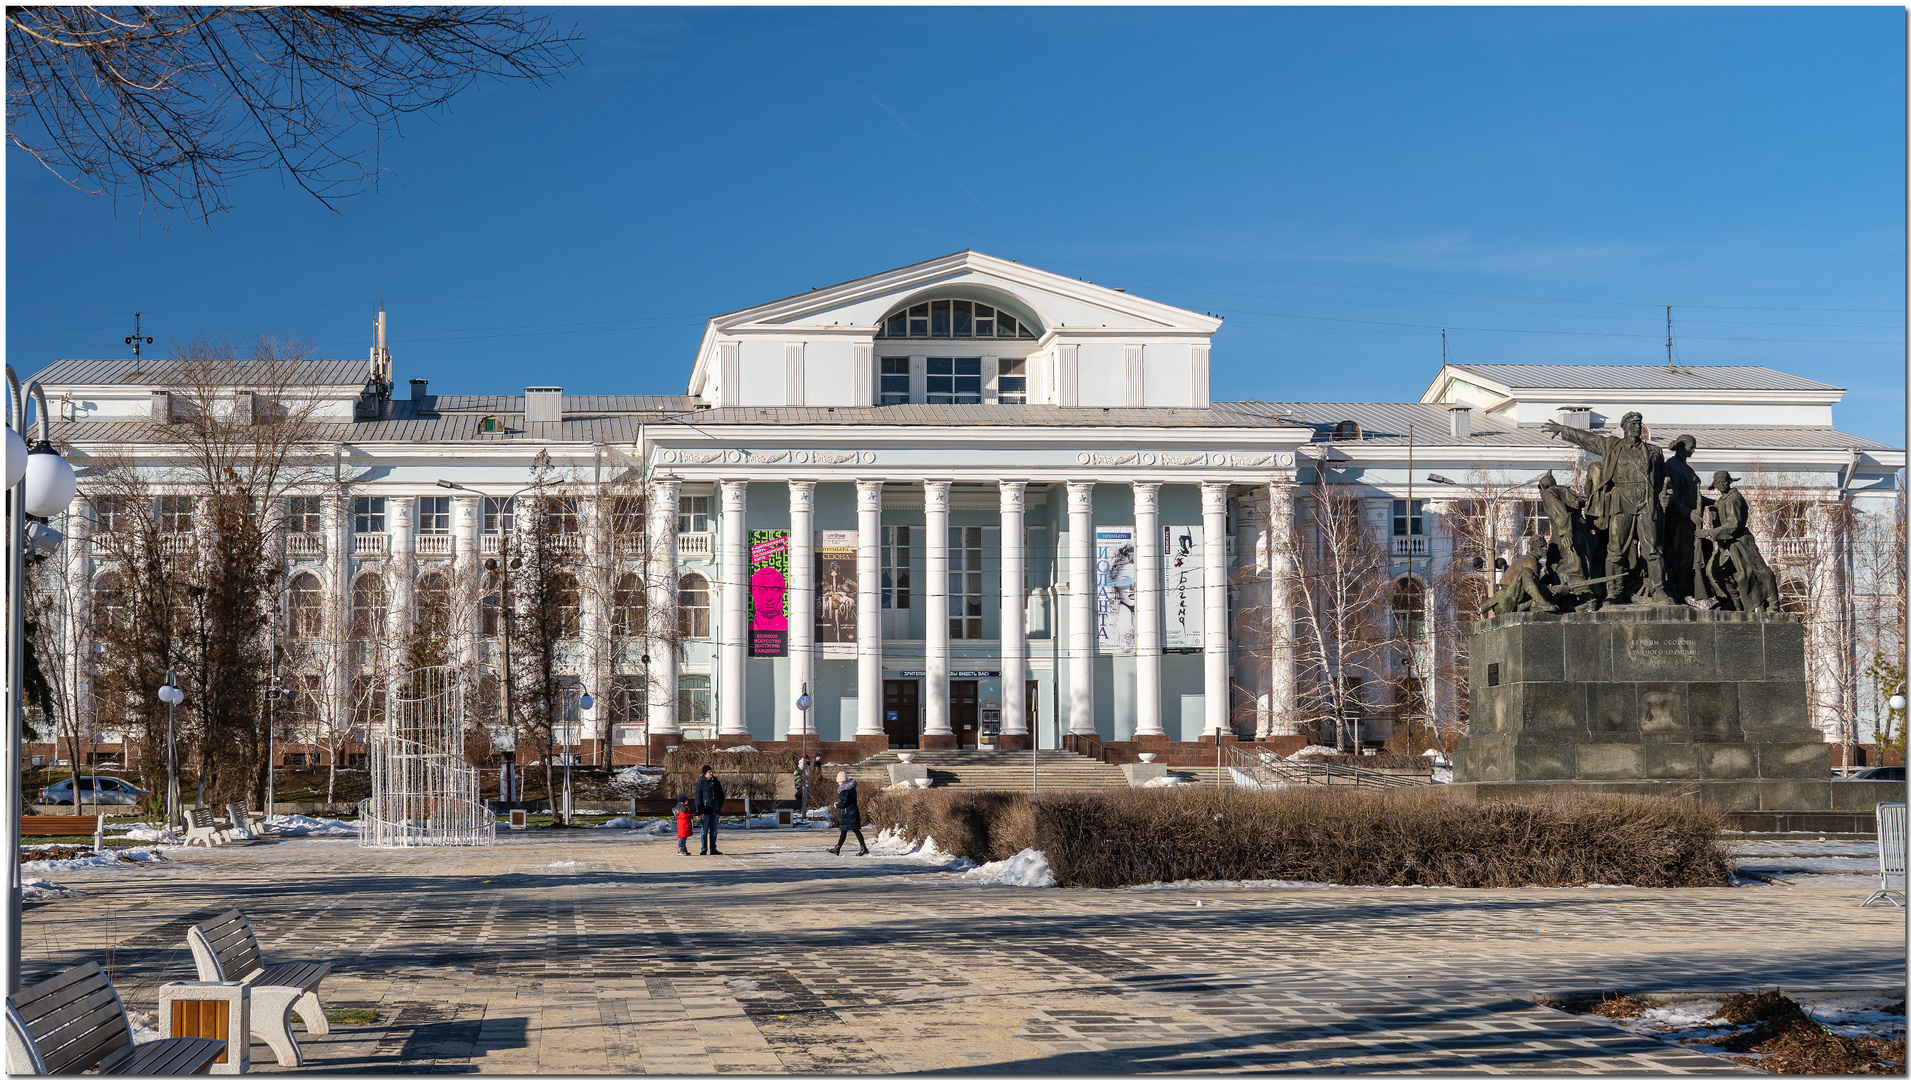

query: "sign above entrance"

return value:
[897, 671, 1000, 678]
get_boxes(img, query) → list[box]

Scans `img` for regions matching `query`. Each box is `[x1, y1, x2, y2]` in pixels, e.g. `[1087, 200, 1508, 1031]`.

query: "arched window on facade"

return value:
[552, 571, 582, 638]
[1391, 576, 1426, 641]
[611, 572, 644, 639]
[287, 573, 323, 640]
[1332, 420, 1363, 441]
[678, 573, 710, 639]
[877, 298, 1040, 340]
[414, 570, 452, 641]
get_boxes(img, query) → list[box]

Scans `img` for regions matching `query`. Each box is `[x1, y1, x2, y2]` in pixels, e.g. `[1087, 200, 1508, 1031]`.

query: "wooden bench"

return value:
[182, 807, 230, 849]
[4, 961, 225, 1075]
[19, 816, 102, 838]
[186, 910, 331, 1067]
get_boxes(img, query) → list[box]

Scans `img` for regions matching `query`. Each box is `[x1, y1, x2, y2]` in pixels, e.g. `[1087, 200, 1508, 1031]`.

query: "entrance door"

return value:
[951, 681, 980, 748]
[883, 680, 920, 748]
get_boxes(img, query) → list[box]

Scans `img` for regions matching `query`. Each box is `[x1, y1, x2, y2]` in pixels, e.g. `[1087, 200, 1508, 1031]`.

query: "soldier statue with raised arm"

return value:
[1539, 410, 1674, 605]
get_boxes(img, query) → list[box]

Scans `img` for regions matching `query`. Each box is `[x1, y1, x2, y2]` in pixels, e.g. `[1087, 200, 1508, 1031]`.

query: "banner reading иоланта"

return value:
[749, 530, 789, 657]
[1095, 526, 1137, 654]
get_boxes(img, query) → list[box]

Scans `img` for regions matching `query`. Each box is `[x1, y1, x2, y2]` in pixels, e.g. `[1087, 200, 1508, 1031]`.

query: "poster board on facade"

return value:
[1163, 525, 1204, 649]
[749, 530, 789, 657]
[1095, 526, 1137, 654]
[815, 530, 858, 643]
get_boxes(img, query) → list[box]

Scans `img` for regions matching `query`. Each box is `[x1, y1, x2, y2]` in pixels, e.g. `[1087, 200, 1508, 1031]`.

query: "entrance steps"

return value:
[846, 749, 1211, 792]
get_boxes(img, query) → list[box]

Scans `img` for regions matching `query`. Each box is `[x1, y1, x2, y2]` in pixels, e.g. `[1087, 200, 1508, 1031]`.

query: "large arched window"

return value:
[287, 573, 323, 640]
[350, 573, 386, 641]
[611, 572, 644, 639]
[414, 570, 451, 638]
[552, 571, 581, 638]
[678, 573, 710, 639]
[878, 298, 1039, 340]
[1391, 577, 1426, 641]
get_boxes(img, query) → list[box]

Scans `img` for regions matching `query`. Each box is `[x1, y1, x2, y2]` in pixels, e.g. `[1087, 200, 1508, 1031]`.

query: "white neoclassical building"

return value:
[27, 252, 1907, 769]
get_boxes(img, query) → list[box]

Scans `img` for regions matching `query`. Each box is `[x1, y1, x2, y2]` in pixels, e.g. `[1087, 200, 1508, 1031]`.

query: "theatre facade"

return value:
[28, 252, 1907, 768]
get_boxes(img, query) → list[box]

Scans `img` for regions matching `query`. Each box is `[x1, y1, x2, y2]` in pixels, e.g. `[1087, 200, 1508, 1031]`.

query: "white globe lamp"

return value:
[23, 442, 77, 518]
[1891, 694, 1906, 713]
[3, 425, 25, 489]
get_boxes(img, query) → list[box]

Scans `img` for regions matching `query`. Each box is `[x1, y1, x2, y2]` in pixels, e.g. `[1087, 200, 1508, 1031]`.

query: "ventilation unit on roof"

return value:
[1555, 407, 1592, 430]
[1447, 404, 1472, 439]
[524, 387, 563, 424]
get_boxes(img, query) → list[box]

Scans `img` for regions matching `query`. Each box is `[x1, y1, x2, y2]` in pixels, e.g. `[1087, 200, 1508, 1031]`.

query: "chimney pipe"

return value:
[1446, 404, 1472, 439]
[410, 378, 428, 402]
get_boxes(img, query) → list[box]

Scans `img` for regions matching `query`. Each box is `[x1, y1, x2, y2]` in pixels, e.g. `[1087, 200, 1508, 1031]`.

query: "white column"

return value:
[325, 493, 351, 738]
[454, 496, 481, 671]
[647, 480, 680, 737]
[579, 496, 610, 755]
[923, 480, 953, 739]
[856, 480, 885, 737]
[63, 503, 91, 751]
[386, 497, 413, 688]
[998, 481, 1029, 738]
[1265, 476, 1299, 736]
[1133, 482, 1165, 737]
[1066, 480, 1096, 736]
[788, 481, 816, 736]
[1806, 500, 1847, 743]
[717, 479, 749, 737]
[1201, 481, 1230, 737]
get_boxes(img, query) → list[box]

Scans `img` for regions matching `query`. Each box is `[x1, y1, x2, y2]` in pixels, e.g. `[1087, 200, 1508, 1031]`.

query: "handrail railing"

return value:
[1224, 745, 1433, 790]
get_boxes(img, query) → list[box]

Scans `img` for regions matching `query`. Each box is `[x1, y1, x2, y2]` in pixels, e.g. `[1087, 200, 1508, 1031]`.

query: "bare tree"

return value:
[9, 7, 580, 223]
[504, 451, 584, 814]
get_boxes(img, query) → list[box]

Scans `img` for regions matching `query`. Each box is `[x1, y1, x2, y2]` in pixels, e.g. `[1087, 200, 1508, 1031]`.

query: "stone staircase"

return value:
[847, 749, 1152, 792]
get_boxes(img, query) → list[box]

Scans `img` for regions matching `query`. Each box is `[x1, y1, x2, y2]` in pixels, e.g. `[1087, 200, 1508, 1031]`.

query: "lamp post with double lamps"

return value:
[559, 685, 593, 825]
[6, 366, 79, 993]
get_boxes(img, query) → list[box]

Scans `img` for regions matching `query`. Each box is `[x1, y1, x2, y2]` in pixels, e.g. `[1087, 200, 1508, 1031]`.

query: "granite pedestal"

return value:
[1449, 607, 1903, 829]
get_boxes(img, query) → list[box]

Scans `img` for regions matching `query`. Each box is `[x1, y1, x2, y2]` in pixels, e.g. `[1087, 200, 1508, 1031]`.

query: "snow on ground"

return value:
[1731, 839, 1879, 857]
[262, 814, 359, 837]
[1587, 995, 1905, 1053]
[1145, 775, 1194, 787]
[1728, 838, 1884, 887]
[22, 877, 85, 902]
[959, 849, 1055, 887]
[1733, 856, 1879, 875]
[863, 828, 975, 869]
[22, 845, 167, 872]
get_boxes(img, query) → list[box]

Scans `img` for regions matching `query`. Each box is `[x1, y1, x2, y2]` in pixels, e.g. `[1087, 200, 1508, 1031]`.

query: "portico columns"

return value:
[647, 480, 681, 748]
[922, 481, 955, 746]
[855, 481, 885, 740]
[1265, 476, 1299, 736]
[787, 481, 816, 737]
[1201, 481, 1230, 738]
[1065, 481, 1096, 736]
[1132, 483, 1166, 738]
[717, 479, 749, 738]
[998, 482, 1029, 747]
[453, 497, 481, 672]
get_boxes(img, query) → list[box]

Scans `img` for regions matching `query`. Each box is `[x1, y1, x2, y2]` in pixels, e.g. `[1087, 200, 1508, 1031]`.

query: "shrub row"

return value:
[861, 786, 1730, 889]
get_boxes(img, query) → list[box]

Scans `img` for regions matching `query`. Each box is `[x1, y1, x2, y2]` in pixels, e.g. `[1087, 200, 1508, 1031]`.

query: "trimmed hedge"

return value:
[861, 786, 1730, 889]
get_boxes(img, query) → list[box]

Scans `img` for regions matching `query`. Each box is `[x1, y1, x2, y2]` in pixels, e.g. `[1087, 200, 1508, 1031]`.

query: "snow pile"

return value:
[1144, 775, 1194, 787]
[864, 827, 974, 869]
[609, 765, 665, 797]
[262, 814, 359, 837]
[24, 846, 166, 871]
[118, 824, 177, 843]
[126, 1010, 163, 1045]
[719, 744, 760, 753]
[597, 816, 676, 835]
[961, 849, 1055, 887]
[22, 878, 84, 902]
[1289, 744, 1340, 759]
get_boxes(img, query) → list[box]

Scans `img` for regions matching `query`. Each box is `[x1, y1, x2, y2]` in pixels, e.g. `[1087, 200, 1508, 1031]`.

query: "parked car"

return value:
[36, 777, 147, 805]
[1834, 766, 1906, 782]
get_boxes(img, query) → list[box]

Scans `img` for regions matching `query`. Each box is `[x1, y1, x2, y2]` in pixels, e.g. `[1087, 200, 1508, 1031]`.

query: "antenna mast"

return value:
[369, 306, 393, 388]
[1441, 327, 1449, 364]
[124, 313, 153, 359]
[1665, 305, 1674, 367]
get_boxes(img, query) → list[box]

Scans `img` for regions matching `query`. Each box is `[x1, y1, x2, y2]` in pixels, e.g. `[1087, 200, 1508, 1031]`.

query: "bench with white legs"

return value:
[5, 961, 226, 1075]
[186, 909, 331, 1067]
[221, 804, 264, 841]
[182, 807, 229, 849]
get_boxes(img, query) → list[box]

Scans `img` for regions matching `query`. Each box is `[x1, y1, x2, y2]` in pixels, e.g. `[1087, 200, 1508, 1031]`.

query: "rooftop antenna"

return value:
[1665, 305, 1674, 367]
[1441, 327, 1449, 364]
[124, 313, 153, 358]
[369, 303, 392, 387]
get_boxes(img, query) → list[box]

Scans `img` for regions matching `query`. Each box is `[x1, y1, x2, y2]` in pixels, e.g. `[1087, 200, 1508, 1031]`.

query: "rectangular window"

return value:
[158, 495, 194, 533]
[882, 525, 911, 610]
[949, 526, 985, 639]
[908, 303, 929, 338]
[678, 496, 710, 534]
[931, 299, 952, 337]
[353, 496, 386, 534]
[548, 496, 580, 533]
[997, 358, 1027, 404]
[678, 674, 712, 729]
[611, 674, 646, 725]
[416, 496, 451, 535]
[286, 496, 321, 534]
[1391, 499, 1424, 537]
[95, 497, 125, 533]
[880, 357, 910, 406]
[952, 299, 973, 337]
[483, 496, 515, 534]
[926, 358, 982, 404]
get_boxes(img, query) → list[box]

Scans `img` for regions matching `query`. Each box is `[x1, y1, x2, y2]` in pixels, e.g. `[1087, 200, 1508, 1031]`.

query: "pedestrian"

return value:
[795, 755, 812, 823]
[693, 765, 725, 855]
[828, 770, 868, 856]
[673, 795, 692, 856]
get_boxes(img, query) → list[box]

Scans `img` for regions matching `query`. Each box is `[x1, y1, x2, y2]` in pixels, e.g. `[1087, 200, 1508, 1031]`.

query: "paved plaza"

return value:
[19, 827, 1906, 1074]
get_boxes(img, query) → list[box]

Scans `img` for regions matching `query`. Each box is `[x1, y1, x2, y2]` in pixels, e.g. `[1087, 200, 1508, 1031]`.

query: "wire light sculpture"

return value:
[361, 666, 494, 848]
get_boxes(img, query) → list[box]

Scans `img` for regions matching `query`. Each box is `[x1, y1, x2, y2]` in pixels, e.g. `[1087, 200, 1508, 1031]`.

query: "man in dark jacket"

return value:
[828, 771, 868, 856]
[692, 766, 725, 855]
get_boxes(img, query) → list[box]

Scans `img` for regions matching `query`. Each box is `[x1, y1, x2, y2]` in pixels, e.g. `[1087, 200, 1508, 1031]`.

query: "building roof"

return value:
[26, 358, 369, 388]
[1435, 363, 1843, 394]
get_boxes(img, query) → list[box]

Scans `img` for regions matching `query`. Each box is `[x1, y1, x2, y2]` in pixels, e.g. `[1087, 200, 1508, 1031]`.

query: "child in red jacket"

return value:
[674, 796, 692, 855]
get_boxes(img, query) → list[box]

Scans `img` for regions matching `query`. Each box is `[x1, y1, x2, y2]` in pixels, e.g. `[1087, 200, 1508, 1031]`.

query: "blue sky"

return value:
[7, 7, 1904, 442]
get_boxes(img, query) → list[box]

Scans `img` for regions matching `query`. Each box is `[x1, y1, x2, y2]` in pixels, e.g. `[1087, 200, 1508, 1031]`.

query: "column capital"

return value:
[788, 479, 817, 510]
[855, 479, 884, 512]
[1066, 479, 1095, 512]
[998, 480, 1027, 508]
[923, 479, 952, 509]
[1200, 480, 1230, 514]
[1267, 470, 1298, 492]
[1132, 481, 1161, 512]
[719, 477, 747, 506]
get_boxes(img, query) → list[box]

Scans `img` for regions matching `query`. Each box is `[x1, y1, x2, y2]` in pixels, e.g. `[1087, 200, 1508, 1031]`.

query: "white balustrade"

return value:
[1391, 536, 1429, 556]
[480, 534, 502, 556]
[415, 533, 454, 556]
[677, 531, 713, 558]
[286, 533, 325, 558]
[352, 532, 389, 556]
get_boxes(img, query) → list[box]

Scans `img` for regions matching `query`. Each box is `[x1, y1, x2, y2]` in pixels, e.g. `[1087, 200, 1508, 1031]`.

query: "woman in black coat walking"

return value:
[828, 770, 868, 856]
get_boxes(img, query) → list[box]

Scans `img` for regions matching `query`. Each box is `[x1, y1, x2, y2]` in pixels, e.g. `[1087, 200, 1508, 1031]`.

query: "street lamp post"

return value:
[7, 366, 78, 994]
[159, 672, 184, 829]
[795, 683, 813, 823]
[264, 656, 296, 821]
[561, 687, 593, 825]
